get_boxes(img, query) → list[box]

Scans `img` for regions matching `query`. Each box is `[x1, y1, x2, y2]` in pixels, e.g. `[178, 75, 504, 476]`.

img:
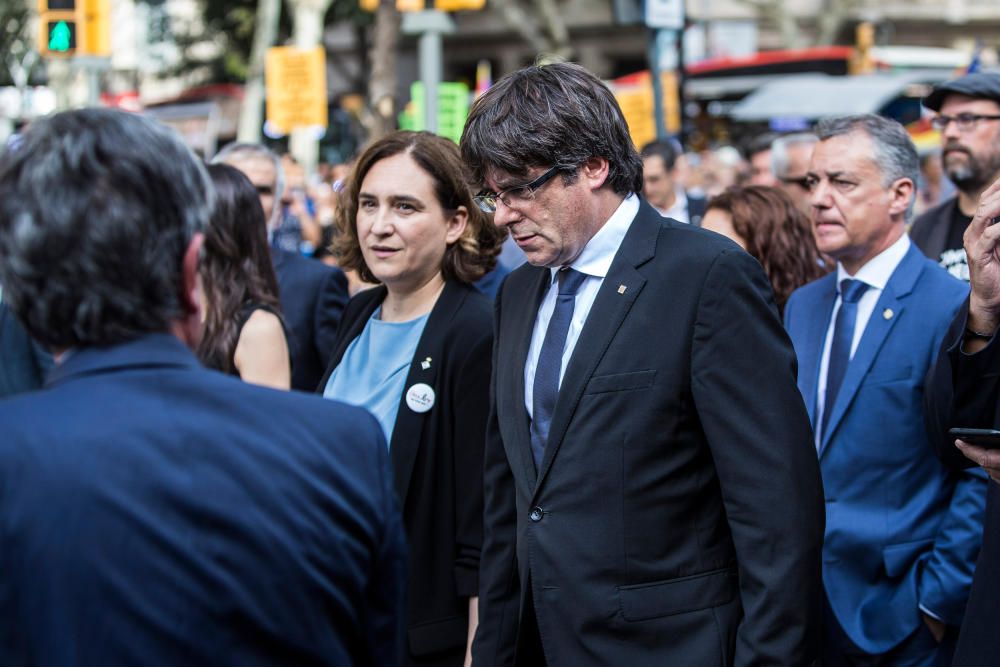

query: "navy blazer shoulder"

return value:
[0, 302, 52, 398]
[0, 333, 407, 666]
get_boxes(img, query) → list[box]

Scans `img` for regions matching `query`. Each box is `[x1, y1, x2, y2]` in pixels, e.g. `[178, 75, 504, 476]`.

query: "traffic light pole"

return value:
[402, 10, 454, 135]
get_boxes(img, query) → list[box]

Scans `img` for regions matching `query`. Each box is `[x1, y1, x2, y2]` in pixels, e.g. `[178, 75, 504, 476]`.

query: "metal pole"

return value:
[420, 28, 441, 134]
[402, 11, 454, 136]
[648, 29, 665, 139]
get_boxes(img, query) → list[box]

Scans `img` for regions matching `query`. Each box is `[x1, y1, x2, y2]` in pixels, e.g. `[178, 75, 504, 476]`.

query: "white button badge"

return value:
[406, 383, 436, 413]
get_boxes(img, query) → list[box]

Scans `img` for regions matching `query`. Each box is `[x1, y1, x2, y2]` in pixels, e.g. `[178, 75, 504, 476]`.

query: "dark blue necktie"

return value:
[530, 268, 587, 469]
[822, 278, 869, 439]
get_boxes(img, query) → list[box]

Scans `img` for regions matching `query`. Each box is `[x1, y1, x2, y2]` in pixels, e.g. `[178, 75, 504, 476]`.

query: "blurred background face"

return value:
[938, 94, 1000, 193]
[701, 208, 746, 249]
[777, 142, 815, 214]
[356, 152, 465, 293]
[749, 149, 777, 187]
[641, 154, 675, 210]
[226, 156, 279, 227]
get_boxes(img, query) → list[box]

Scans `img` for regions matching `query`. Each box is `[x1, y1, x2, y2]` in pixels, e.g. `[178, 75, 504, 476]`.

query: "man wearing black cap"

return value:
[911, 71, 1000, 280]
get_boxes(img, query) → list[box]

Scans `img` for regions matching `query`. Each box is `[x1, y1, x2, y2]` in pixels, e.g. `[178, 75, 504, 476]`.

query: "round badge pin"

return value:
[406, 383, 435, 413]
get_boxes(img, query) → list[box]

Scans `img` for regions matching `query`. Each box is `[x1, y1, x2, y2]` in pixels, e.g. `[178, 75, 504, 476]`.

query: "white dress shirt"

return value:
[524, 194, 639, 418]
[814, 233, 910, 448]
[658, 188, 690, 224]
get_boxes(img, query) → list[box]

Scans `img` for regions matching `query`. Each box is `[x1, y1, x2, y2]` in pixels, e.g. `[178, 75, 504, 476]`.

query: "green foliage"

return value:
[165, 0, 373, 84]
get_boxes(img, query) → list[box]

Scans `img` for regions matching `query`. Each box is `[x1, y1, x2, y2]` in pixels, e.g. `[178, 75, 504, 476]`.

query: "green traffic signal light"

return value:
[45, 19, 76, 54]
[48, 20, 73, 52]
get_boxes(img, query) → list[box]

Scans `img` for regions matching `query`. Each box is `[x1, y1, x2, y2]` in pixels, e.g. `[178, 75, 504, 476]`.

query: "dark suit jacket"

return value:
[320, 281, 491, 666]
[0, 333, 407, 666]
[271, 248, 348, 391]
[910, 197, 957, 261]
[474, 201, 825, 666]
[0, 302, 52, 398]
[925, 302, 1000, 667]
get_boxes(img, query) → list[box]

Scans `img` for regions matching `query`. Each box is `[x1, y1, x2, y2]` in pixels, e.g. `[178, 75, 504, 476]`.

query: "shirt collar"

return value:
[549, 194, 639, 282]
[663, 188, 688, 220]
[836, 233, 910, 291]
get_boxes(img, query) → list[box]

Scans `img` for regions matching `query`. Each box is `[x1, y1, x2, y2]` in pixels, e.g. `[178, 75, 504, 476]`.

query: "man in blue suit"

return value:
[784, 113, 986, 666]
[0, 109, 406, 666]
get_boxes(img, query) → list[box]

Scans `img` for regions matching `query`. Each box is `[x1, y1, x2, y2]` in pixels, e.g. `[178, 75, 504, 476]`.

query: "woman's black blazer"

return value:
[318, 280, 492, 665]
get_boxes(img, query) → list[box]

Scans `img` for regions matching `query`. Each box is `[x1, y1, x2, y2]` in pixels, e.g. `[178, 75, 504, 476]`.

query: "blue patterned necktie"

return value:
[530, 268, 587, 469]
[822, 278, 869, 439]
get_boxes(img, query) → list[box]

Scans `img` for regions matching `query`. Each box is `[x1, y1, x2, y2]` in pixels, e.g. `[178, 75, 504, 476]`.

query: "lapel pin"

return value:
[421, 357, 432, 370]
[617, 284, 627, 294]
[883, 308, 894, 320]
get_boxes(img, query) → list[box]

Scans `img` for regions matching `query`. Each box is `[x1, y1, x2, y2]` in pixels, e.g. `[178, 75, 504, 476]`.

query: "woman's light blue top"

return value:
[323, 307, 430, 446]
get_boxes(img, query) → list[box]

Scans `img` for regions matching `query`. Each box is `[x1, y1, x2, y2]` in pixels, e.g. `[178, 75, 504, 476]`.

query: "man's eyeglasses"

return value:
[474, 166, 561, 213]
[255, 184, 275, 196]
[779, 175, 812, 191]
[931, 113, 1000, 132]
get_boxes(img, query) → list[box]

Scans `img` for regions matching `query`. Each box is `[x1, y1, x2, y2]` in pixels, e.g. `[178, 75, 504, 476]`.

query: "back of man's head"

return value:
[0, 108, 212, 350]
[460, 61, 643, 196]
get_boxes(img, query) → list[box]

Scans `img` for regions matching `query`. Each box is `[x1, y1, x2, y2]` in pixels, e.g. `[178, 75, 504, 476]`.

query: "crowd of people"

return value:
[2, 61, 1000, 667]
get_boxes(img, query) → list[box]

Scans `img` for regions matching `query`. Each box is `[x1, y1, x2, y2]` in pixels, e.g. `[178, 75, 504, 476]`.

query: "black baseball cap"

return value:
[923, 71, 1000, 111]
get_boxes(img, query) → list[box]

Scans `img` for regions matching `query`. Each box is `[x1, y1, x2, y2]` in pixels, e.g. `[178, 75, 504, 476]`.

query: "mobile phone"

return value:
[949, 427, 1000, 448]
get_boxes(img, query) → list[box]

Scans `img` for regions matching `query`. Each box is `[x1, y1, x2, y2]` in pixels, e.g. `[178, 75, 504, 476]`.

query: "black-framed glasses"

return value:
[254, 184, 275, 196]
[474, 166, 562, 213]
[779, 175, 812, 191]
[931, 113, 1000, 132]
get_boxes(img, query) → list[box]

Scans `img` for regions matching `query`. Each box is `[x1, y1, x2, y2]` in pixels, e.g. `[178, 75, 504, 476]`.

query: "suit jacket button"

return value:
[529, 507, 543, 522]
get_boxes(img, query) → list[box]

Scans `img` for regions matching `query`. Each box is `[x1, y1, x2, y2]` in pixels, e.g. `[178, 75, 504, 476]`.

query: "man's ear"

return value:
[580, 157, 610, 191]
[174, 233, 204, 348]
[888, 177, 915, 218]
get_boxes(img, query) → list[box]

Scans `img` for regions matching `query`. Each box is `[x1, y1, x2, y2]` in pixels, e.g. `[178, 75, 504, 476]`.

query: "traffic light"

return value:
[38, 0, 83, 57]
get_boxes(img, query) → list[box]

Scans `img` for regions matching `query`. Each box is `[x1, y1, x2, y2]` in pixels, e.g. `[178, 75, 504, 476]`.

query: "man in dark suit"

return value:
[0, 298, 51, 397]
[639, 138, 706, 225]
[924, 175, 1000, 667]
[910, 72, 1000, 281]
[461, 62, 825, 666]
[784, 114, 983, 666]
[214, 143, 348, 391]
[0, 108, 406, 665]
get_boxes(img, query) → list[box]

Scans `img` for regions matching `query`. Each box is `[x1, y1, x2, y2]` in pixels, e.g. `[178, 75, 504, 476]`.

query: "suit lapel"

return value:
[389, 282, 465, 505]
[819, 245, 924, 454]
[533, 203, 658, 495]
[798, 279, 838, 427]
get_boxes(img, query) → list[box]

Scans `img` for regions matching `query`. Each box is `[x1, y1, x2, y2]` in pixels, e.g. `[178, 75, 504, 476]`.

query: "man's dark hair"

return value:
[460, 61, 643, 196]
[745, 132, 778, 160]
[640, 139, 680, 171]
[0, 108, 212, 349]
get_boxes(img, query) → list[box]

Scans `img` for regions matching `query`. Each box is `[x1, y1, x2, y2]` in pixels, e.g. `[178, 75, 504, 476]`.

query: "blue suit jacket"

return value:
[0, 334, 406, 666]
[271, 248, 348, 392]
[784, 243, 985, 653]
[0, 302, 52, 398]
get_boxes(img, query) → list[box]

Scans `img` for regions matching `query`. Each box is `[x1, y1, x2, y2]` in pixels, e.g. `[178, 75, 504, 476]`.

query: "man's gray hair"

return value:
[771, 133, 818, 179]
[814, 114, 919, 217]
[212, 142, 286, 225]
